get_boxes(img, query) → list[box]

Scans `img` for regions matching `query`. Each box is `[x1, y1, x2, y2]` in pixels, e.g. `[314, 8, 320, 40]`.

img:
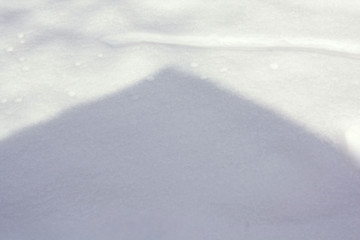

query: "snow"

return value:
[345, 123, 360, 165]
[1, 0, 360, 239]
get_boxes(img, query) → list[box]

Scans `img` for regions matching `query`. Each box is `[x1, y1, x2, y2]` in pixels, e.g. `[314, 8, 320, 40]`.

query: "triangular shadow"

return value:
[1, 68, 360, 239]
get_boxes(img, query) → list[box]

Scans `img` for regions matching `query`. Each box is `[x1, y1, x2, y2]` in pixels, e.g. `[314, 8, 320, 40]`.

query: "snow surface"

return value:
[1, 0, 360, 239]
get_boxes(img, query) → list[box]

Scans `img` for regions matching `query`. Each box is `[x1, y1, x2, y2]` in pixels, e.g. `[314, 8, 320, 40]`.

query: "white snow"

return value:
[269, 63, 279, 70]
[1, 0, 360, 239]
[345, 123, 360, 165]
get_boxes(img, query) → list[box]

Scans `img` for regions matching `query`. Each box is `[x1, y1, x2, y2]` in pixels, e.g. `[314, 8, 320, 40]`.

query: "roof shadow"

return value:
[1, 68, 360, 240]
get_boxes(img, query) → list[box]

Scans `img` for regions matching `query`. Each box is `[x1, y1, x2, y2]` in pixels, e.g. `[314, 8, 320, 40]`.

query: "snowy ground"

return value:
[1, 0, 360, 239]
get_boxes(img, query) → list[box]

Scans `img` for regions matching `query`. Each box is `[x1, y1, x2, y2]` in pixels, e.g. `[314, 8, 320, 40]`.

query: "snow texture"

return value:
[1, 0, 360, 239]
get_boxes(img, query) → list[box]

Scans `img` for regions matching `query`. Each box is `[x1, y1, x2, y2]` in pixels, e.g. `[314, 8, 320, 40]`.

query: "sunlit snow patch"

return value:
[345, 123, 360, 165]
